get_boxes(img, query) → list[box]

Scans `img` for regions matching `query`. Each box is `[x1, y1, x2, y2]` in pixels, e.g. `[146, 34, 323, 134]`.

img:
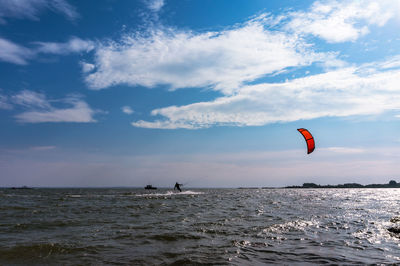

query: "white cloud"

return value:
[132, 119, 197, 129]
[0, 37, 94, 65]
[34, 37, 95, 54]
[11, 90, 51, 108]
[284, 0, 396, 43]
[132, 57, 400, 129]
[49, 0, 78, 20]
[0, 0, 78, 23]
[376, 55, 400, 70]
[82, 0, 400, 93]
[80, 61, 95, 73]
[146, 0, 164, 12]
[15, 100, 96, 123]
[323, 147, 365, 154]
[122, 106, 134, 115]
[0, 38, 34, 64]
[78, 0, 400, 130]
[85, 18, 327, 92]
[0, 94, 12, 109]
[30, 146, 56, 151]
[12, 90, 99, 123]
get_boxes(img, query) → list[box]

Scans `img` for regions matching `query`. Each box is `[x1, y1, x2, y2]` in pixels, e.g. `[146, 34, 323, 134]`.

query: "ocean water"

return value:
[1, 188, 400, 265]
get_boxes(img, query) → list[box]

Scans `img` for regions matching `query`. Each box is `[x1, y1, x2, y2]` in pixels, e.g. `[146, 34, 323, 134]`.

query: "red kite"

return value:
[297, 128, 315, 154]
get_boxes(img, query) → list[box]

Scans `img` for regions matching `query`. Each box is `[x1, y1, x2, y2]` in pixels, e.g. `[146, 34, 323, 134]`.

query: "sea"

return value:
[1, 188, 400, 265]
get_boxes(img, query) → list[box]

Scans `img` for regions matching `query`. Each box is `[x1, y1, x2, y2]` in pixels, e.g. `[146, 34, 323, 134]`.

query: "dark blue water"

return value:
[1, 188, 400, 265]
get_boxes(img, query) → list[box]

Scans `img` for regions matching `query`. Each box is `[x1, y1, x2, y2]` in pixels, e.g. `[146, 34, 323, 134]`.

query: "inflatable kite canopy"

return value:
[297, 128, 315, 154]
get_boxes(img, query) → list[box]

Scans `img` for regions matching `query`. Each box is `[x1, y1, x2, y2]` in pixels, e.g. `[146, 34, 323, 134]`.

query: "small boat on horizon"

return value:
[144, 185, 157, 190]
[10, 186, 32, 190]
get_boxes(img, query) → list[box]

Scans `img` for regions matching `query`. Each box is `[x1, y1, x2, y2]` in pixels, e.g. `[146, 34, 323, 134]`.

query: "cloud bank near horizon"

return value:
[1, 146, 399, 187]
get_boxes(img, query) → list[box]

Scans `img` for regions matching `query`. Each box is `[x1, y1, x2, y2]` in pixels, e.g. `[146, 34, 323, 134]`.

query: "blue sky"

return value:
[1, 0, 400, 187]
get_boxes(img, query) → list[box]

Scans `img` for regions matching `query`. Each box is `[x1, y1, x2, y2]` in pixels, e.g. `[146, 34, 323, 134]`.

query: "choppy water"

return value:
[1, 188, 400, 265]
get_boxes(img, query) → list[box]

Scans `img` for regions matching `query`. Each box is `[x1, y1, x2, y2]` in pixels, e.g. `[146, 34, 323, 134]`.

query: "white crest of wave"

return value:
[136, 190, 204, 197]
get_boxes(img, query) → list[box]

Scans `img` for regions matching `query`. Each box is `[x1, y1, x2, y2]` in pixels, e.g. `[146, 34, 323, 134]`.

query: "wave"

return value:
[68, 194, 82, 198]
[0, 242, 100, 260]
[136, 190, 204, 197]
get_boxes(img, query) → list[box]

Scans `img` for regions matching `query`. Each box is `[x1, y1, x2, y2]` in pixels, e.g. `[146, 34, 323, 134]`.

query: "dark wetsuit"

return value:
[174, 182, 182, 192]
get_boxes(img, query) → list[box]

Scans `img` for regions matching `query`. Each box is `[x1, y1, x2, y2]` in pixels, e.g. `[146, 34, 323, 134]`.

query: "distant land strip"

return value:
[237, 180, 400, 189]
[285, 180, 400, 189]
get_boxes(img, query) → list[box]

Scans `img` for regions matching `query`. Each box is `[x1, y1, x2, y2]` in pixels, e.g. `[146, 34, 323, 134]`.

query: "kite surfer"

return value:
[174, 182, 182, 192]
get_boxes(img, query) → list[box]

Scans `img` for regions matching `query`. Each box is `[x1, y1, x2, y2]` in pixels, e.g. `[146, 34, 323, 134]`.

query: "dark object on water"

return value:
[144, 185, 157, 190]
[388, 227, 400, 234]
[297, 128, 315, 154]
[174, 182, 182, 192]
[10, 186, 32, 190]
[388, 216, 400, 235]
[390, 216, 400, 223]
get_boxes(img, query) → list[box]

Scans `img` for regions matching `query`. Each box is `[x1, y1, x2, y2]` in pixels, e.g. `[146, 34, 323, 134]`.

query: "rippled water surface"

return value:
[1, 188, 400, 265]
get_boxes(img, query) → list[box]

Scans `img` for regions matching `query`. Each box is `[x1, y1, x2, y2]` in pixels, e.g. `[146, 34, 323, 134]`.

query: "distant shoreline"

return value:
[285, 180, 400, 189]
[236, 180, 400, 189]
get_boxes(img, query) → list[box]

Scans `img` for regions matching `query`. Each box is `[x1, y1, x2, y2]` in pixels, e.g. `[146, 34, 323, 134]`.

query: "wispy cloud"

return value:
[284, 0, 397, 43]
[323, 147, 365, 154]
[132, 57, 400, 129]
[34, 37, 95, 54]
[11, 90, 51, 109]
[145, 0, 164, 12]
[80, 62, 95, 73]
[0, 0, 78, 23]
[121, 106, 134, 115]
[0, 38, 34, 65]
[0, 37, 94, 65]
[11, 90, 99, 123]
[0, 93, 13, 109]
[29, 145, 56, 151]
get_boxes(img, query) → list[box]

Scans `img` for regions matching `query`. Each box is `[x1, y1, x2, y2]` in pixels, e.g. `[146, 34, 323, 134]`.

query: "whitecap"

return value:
[136, 190, 204, 197]
[68, 195, 82, 198]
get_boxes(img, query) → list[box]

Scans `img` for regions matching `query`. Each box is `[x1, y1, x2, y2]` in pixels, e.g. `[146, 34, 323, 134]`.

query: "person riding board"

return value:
[174, 182, 183, 192]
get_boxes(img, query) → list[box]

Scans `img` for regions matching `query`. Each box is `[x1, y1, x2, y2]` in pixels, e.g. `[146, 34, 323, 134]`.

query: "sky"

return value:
[1, 0, 400, 187]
